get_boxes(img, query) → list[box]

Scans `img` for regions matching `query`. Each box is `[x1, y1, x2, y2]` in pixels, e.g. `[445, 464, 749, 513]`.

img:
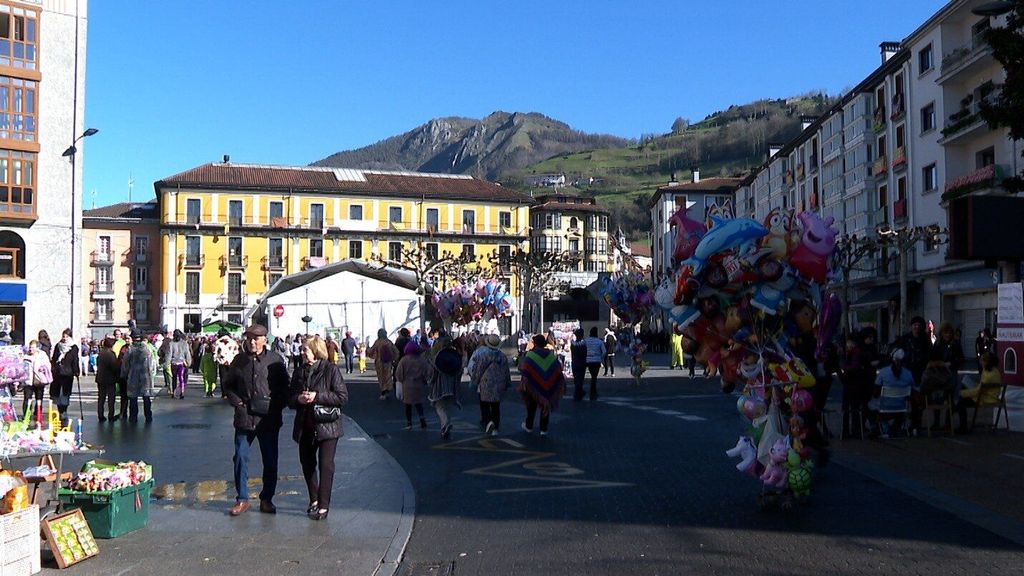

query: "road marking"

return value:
[348, 437, 368, 441]
[1003, 453, 1024, 461]
[676, 415, 707, 421]
[657, 410, 684, 416]
[631, 406, 659, 411]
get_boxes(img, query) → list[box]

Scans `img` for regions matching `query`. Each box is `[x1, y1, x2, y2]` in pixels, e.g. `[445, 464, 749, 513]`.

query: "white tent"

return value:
[259, 259, 426, 343]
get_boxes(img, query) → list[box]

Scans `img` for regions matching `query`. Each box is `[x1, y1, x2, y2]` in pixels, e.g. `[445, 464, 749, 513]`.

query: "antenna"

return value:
[128, 171, 135, 203]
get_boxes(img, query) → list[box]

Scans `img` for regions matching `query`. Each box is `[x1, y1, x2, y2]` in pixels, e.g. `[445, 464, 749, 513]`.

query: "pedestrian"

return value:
[670, 331, 683, 369]
[516, 330, 529, 364]
[37, 330, 52, 356]
[22, 339, 51, 421]
[214, 329, 240, 399]
[840, 332, 868, 438]
[78, 337, 90, 377]
[288, 335, 348, 521]
[341, 331, 356, 374]
[427, 333, 463, 440]
[470, 333, 512, 436]
[289, 334, 302, 372]
[223, 324, 289, 516]
[88, 340, 99, 375]
[201, 340, 218, 397]
[357, 341, 367, 373]
[120, 329, 157, 423]
[50, 328, 79, 426]
[95, 337, 119, 422]
[519, 333, 566, 436]
[583, 327, 606, 401]
[570, 328, 587, 401]
[603, 328, 618, 376]
[394, 340, 428, 430]
[325, 334, 340, 364]
[164, 329, 192, 399]
[974, 328, 993, 373]
[368, 329, 399, 400]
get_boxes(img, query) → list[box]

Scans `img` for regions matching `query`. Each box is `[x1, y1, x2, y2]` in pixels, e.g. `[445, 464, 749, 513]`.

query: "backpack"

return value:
[434, 347, 463, 377]
[605, 335, 617, 354]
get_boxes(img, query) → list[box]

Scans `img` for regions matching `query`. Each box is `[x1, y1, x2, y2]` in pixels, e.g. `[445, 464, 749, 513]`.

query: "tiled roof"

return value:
[629, 242, 651, 257]
[654, 177, 743, 194]
[83, 201, 159, 220]
[156, 163, 534, 204]
[532, 201, 610, 214]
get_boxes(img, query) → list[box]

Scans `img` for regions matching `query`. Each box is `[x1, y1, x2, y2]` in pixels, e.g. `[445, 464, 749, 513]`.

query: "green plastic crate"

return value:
[58, 479, 153, 539]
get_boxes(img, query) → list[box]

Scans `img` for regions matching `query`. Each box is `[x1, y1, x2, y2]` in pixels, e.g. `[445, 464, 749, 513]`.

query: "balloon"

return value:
[816, 291, 841, 361]
[668, 204, 708, 264]
[759, 208, 796, 261]
[681, 216, 768, 276]
[788, 211, 838, 284]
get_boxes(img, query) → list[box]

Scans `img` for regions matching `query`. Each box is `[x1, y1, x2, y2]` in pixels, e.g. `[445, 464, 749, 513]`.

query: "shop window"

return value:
[1004, 349, 1017, 375]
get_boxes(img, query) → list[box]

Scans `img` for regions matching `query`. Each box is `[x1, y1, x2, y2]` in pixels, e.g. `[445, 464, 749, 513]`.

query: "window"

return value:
[185, 236, 201, 266]
[132, 299, 148, 322]
[97, 235, 111, 258]
[598, 239, 607, 255]
[426, 208, 439, 232]
[349, 204, 363, 220]
[599, 216, 608, 232]
[389, 206, 402, 225]
[569, 238, 579, 253]
[897, 177, 907, 203]
[185, 272, 200, 304]
[309, 238, 323, 258]
[425, 242, 439, 261]
[977, 146, 996, 169]
[923, 164, 937, 193]
[1004, 348, 1018, 375]
[388, 241, 402, 262]
[462, 209, 476, 233]
[134, 266, 148, 290]
[924, 225, 940, 252]
[0, 10, 38, 70]
[134, 236, 148, 262]
[0, 150, 34, 217]
[227, 273, 243, 305]
[349, 239, 362, 259]
[95, 300, 111, 321]
[0, 77, 36, 142]
[228, 200, 243, 226]
[879, 184, 889, 208]
[186, 198, 201, 224]
[310, 203, 324, 229]
[268, 201, 283, 224]
[0, 247, 17, 277]
[569, 216, 579, 229]
[585, 238, 596, 252]
[499, 211, 511, 229]
[268, 238, 283, 267]
[918, 44, 933, 73]
[228, 237, 243, 266]
[95, 266, 110, 291]
[498, 244, 511, 266]
[461, 244, 475, 261]
[268, 272, 282, 287]
[921, 103, 935, 133]
[895, 124, 905, 149]
[543, 213, 561, 229]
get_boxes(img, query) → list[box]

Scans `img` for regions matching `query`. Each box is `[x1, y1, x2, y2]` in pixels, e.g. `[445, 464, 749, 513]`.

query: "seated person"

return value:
[918, 359, 954, 430]
[956, 352, 1002, 434]
[869, 348, 915, 438]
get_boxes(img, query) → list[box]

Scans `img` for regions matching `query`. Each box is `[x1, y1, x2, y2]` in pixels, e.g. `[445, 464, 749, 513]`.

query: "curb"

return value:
[832, 451, 1024, 547]
[343, 416, 416, 576]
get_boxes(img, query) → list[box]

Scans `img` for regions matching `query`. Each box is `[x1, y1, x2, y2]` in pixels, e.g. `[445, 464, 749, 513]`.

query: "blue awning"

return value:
[0, 282, 27, 304]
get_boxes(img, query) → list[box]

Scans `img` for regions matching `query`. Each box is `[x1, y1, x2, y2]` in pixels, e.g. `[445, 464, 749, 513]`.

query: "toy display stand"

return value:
[0, 448, 104, 517]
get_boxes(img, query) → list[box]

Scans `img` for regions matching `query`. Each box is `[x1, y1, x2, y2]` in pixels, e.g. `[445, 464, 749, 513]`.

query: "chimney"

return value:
[800, 115, 816, 131]
[880, 41, 901, 64]
[768, 143, 784, 159]
[223, 154, 230, 164]
[691, 166, 700, 184]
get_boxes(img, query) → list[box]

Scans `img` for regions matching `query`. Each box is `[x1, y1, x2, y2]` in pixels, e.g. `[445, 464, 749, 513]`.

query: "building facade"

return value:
[0, 0, 88, 344]
[154, 162, 533, 333]
[529, 193, 612, 278]
[81, 201, 161, 338]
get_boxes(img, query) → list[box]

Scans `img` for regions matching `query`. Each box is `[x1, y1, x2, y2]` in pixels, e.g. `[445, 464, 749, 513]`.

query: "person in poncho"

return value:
[427, 333, 463, 440]
[518, 334, 566, 436]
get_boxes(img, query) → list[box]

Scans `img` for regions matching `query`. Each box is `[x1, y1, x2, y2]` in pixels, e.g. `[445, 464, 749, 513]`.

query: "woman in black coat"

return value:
[288, 335, 348, 520]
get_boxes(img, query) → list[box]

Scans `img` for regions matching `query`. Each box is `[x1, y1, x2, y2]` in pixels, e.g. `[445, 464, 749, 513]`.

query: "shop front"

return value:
[938, 267, 999, 359]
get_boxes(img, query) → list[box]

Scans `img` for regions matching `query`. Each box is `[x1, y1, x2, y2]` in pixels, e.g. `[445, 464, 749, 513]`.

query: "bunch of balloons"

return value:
[600, 272, 655, 326]
[431, 280, 514, 326]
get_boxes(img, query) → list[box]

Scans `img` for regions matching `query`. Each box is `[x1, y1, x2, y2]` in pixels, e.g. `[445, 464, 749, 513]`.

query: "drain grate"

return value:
[406, 561, 455, 576]
[168, 423, 212, 429]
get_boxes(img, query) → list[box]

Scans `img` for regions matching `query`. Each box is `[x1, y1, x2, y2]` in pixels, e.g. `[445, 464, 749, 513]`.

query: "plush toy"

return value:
[726, 436, 759, 475]
[788, 413, 808, 454]
[760, 435, 791, 488]
[786, 450, 813, 498]
[788, 211, 838, 284]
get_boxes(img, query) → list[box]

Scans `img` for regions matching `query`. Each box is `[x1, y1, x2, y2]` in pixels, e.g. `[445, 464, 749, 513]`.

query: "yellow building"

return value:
[529, 193, 613, 274]
[154, 161, 533, 332]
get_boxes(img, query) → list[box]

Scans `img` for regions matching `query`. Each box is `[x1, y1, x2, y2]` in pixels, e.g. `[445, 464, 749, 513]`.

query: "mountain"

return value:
[311, 112, 630, 181]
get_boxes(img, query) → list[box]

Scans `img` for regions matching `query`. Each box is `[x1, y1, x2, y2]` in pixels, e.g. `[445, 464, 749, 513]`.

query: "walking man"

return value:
[341, 331, 357, 374]
[602, 328, 617, 376]
[583, 327, 606, 401]
[223, 324, 289, 516]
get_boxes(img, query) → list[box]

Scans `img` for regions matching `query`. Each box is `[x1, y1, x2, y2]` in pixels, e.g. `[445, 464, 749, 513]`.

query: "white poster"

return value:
[998, 283, 1024, 324]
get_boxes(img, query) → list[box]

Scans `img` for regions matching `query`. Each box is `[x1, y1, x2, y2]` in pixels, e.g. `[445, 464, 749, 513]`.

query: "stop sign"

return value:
[273, 304, 285, 318]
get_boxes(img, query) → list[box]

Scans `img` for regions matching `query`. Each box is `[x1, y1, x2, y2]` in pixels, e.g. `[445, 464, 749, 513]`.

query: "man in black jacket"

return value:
[223, 324, 289, 516]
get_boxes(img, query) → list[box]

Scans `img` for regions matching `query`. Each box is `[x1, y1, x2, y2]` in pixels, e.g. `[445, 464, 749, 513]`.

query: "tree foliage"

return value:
[981, 1, 1024, 193]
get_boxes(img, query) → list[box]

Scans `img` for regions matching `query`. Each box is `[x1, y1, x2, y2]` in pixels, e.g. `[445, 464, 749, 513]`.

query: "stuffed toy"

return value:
[760, 435, 790, 488]
[726, 436, 759, 476]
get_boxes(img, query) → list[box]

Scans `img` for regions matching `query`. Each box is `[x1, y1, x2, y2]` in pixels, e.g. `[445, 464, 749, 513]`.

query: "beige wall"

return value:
[81, 221, 162, 337]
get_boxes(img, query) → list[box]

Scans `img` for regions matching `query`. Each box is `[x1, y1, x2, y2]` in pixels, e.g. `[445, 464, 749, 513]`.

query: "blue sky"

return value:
[82, 0, 949, 207]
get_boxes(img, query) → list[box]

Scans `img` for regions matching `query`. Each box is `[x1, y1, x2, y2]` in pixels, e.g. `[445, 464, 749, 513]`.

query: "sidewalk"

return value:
[32, 374, 414, 576]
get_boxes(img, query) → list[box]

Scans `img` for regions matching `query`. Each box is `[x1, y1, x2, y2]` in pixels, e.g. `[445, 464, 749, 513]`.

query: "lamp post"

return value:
[302, 287, 312, 335]
[63, 127, 98, 335]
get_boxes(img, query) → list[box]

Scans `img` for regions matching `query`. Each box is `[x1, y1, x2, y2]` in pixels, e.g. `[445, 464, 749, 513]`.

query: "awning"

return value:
[851, 284, 900, 309]
[201, 320, 242, 334]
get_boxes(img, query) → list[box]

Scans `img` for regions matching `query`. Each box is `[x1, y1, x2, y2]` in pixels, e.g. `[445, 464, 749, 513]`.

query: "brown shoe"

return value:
[259, 500, 276, 514]
[229, 501, 250, 516]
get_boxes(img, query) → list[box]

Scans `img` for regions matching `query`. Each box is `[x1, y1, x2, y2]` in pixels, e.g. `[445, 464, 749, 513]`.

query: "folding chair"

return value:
[877, 385, 911, 438]
[972, 382, 1010, 432]
[923, 384, 954, 437]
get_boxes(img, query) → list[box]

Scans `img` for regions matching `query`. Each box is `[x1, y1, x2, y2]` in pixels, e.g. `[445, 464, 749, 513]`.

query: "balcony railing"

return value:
[179, 253, 205, 268]
[942, 164, 1004, 203]
[185, 292, 200, 305]
[121, 248, 150, 266]
[941, 34, 990, 76]
[893, 198, 908, 221]
[220, 254, 248, 270]
[90, 281, 114, 296]
[130, 282, 151, 295]
[91, 309, 114, 323]
[872, 155, 888, 177]
[261, 255, 286, 270]
[892, 146, 907, 170]
[302, 256, 329, 270]
[90, 250, 114, 266]
[223, 293, 248, 307]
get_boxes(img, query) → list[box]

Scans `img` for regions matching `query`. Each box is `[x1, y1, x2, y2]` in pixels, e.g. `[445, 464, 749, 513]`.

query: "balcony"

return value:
[302, 256, 329, 270]
[90, 250, 115, 266]
[179, 253, 205, 269]
[938, 34, 992, 84]
[219, 254, 248, 270]
[893, 198, 908, 222]
[942, 164, 1005, 204]
[90, 281, 114, 297]
[91, 308, 114, 324]
[121, 248, 150, 266]
[261, 255, 286, 270]
[938, 94, 992, 145]
[0, 187, 37, 226]
[892, 146, 907, 171]
[872, 156, 888, 177]
[795, 163, 805, 181]
[221, 293, 248, 308]
[184, 292, 200, 305]
[129, 282, 151, 297]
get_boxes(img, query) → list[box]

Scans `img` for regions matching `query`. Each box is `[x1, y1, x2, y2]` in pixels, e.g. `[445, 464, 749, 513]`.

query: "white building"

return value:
[0, 0, 89, 344]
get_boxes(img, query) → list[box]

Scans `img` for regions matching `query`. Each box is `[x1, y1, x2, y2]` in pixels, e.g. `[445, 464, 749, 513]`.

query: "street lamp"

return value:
[63, 127, 98, 336]
[302, 287, 312, 334]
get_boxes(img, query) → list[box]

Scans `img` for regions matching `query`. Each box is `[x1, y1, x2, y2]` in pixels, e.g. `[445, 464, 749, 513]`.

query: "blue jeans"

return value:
[344, 353, 354, 373]
[233, 425, 280, 503]
[128, 397, 152, 422]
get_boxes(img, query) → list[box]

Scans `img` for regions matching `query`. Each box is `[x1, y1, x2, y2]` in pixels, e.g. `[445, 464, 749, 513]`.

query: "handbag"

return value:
[312, 405, 341, 423]
[248, 394, 271, 415]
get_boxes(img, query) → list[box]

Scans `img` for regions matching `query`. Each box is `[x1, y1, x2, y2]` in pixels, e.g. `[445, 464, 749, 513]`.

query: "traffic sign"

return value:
[273, 304, 285, 318]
